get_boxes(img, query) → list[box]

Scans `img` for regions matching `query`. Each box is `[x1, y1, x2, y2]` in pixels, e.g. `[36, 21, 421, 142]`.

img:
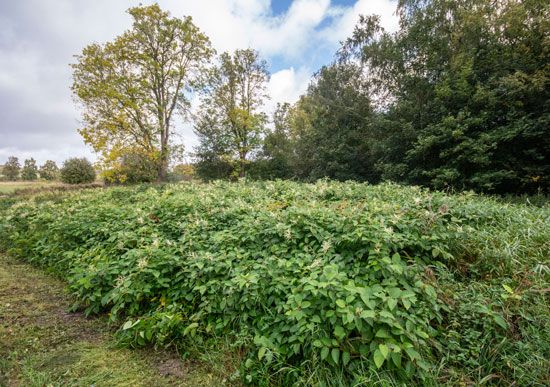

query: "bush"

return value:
[1, 181, 548, 385]
[60, 158, 96, 184]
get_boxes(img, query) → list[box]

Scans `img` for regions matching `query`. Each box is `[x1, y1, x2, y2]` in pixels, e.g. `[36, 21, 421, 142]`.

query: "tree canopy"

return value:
[194, 49, 269, 179]
[71, 4, 213, 181]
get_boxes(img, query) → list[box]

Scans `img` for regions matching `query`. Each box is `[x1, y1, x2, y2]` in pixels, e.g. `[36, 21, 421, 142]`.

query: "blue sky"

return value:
[0, 0, 399, 164]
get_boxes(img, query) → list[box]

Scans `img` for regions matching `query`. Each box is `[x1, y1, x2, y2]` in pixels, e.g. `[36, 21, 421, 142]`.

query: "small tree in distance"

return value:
[21, 158, 38, 181]
[60, 158, 96, 184]
[39, 160, 59, 181]
[3, 156, 20, 181]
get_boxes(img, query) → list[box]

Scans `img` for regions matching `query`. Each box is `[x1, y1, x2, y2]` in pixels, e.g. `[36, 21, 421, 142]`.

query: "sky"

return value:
[0, 0, 399, 165]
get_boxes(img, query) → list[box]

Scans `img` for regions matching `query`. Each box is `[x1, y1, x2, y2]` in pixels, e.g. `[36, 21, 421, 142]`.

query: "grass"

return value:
[0, 254, 240, 386]
[0, 181, 60, 195]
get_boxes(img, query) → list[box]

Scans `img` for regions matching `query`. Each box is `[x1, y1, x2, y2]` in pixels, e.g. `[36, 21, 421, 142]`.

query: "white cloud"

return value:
[319, 0, 399, 44]
[267, 66, 311, 112]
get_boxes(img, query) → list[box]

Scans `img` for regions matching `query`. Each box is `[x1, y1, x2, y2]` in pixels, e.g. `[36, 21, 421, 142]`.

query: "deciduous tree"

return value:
[3, 156, 20, 181]
[21, 158, 38, 181]
[194, 49, 269, 179]
[71, 4, 213, 181]
[39, 160, 59, 181]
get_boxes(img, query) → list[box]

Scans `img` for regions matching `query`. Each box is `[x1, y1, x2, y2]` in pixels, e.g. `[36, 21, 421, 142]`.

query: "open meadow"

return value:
[0, 181, 61, 195]
[0, 181, 548, 385]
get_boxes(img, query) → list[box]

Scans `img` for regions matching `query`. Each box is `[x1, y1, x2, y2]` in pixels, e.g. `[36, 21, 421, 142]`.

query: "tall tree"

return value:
[255, 102, 295, 179]
[21, 158, 38, 181]
[290, 63, 379, 182]
[3, 156, 20, 181]
[340, 0, 550, 193]
[71, 4, 213, 180]
[194, 49, 269, 179]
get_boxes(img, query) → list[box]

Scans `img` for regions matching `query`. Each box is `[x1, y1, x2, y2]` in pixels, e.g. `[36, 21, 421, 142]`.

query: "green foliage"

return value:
[1, 181, 547, 385]
[338, 0, 549, 193]
[39, 160, 59, 181]
[3, 156, 20, 181]
[21, 158, 38, 181]
[104, 152, 158, 184]
[60, 158, 96, 185]
[71, 4, 213, 181]
[194, 49, 269, 179]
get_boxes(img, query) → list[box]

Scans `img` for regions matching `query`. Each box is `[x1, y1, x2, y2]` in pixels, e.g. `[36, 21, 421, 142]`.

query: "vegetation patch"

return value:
[0, 254, 236, 386]
[0, 181, 548, 385]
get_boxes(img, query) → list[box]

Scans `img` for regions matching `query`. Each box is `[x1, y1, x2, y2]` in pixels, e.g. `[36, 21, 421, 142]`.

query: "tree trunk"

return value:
[158, 129, 169, 181]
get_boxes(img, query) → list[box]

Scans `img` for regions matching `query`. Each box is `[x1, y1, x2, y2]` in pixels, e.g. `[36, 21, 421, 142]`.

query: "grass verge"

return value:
[0, 254, 240, 387]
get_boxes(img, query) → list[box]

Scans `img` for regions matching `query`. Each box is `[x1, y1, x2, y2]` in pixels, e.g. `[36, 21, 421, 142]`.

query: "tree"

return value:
[21, 158, 38, 181]
[252, 103, 295, 179]
[286, 63, 379, 182]
[103, 149, 158, 184]
[338, 0, 550, 193]
[39, 160, 59, 181]
[194, 49, 269, 179]
[60, 158, 96, 184]
[3, 156, 20, 181]
[71, 4, 214, 181]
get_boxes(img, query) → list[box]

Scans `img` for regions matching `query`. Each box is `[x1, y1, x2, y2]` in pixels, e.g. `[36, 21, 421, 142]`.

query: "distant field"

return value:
[0, 181, 60, 194]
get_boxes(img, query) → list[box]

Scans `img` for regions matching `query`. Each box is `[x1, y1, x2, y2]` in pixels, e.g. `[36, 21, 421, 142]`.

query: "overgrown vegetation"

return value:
[1, 181, 548, 385]
[0, 254, 237, 386]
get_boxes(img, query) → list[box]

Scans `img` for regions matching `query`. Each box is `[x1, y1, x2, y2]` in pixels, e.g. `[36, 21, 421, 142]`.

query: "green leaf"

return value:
[313, 339, 323, 348]
[387, 298, 397, 310]
[493, 315, 508, 329]
[335, 299, 346, 308]
[331, 348, 340, 364]
[375, 328, 390, 338]
[502, 284, 514, 294]
[373, 349, 385, 368]
[378, 343, 389, 359]
[258, 347, 266, 360]
[122, 320, 134, 330]
[360, 310, 376, 319]
[334, 325, 346, 340]
[405, 347, 421, 361]
[342, 351, 351, 366]
[321, 346, 330, 360]
[391, 351, 402, 367]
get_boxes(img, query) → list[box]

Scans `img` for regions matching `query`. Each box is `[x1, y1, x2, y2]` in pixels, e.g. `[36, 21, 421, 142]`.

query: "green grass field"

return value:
[0, 180, 548, 385]
[0, 181, 61, 194]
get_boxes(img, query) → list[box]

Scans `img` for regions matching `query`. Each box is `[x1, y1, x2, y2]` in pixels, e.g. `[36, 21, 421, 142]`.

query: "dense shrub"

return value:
[60, 158, 96, 184]
[0, 181, 548, 385]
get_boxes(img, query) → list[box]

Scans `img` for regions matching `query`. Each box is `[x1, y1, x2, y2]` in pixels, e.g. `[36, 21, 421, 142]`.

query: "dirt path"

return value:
[0, 255, 236, 387]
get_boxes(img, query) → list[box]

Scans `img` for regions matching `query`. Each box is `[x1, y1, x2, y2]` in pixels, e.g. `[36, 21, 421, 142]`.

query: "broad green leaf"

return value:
[375, 328, 391, 338]
[321, 346, 330, 360]
[342, 351, 351, 366]
[373, 349, 385, 368]
[258, 347, 266, 360]
[379, 343, 389, 359]
[331, 348, 340, 364]
[334, 325, 346, 340]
